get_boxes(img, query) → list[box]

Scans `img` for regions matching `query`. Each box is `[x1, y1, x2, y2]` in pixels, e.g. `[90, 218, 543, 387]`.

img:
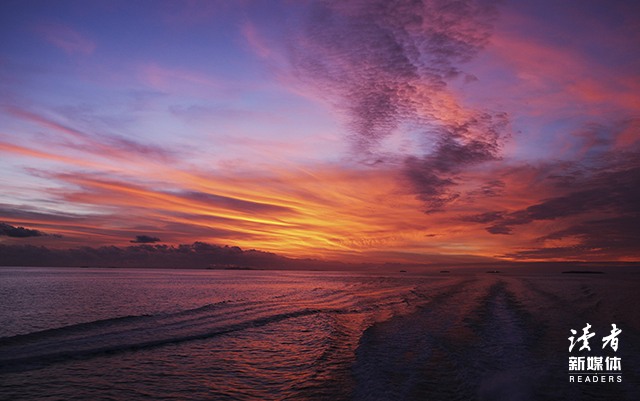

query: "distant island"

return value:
[562, 271, 604, 274]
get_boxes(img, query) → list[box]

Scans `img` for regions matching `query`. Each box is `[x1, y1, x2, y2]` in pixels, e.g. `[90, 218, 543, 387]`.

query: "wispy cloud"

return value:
[140, 63, 220, 90]
[33, 21, 96, 55]
[5, 107, 177, 164]
[242, 20, 271, 58]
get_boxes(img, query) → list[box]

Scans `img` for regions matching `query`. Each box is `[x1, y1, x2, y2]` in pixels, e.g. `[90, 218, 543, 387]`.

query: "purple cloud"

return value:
[402, 114, 506, 211]
[283, 0, 507, 211]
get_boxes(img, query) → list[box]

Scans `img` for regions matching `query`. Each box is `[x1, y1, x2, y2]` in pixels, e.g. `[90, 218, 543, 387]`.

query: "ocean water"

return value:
[0, 267, 639, 400]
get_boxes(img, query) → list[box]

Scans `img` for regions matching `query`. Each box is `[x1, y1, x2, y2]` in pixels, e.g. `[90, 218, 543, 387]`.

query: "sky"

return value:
[1, 0, 639, 266]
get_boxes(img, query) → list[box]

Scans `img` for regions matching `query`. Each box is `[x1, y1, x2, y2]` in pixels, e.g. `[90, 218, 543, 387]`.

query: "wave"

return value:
[0, 280, 418, 374]
[352, 276, 640, 400]
[0, 307, 337, 374]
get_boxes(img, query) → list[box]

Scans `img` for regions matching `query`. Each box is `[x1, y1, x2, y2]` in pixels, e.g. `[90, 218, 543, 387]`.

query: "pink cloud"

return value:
[480, 13, 640, 117]
[242, 21, 271, 58]
[138, 63, 220, 91]
[34, 22, 96, 55]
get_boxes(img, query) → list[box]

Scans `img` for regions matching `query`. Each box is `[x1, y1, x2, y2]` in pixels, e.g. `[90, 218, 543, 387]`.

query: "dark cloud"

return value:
[0, 222, 60, 238]
[467, 180, 506, 198]
[460, 211, 504, 224]
[503, 216, 640, 260]
[286, 0, 507, 211]
[0, 242, 348, 270]
[460, 133, 640, 232]
[485, 224, 512, 235]
[130, 235, 162, 243]
[403, 114, 506, 211]
[464, 139, 640, 258]
[290, 0, 499, 142]
[486, 164, 640, 235]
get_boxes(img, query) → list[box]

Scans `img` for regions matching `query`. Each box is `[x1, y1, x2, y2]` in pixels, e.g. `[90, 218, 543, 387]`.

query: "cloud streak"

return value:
[34, 21, 96, 55]
[4, 107, 178, 165]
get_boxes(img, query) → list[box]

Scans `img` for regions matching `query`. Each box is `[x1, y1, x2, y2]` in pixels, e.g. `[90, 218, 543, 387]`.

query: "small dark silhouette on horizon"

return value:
[562, 271, 604, 274]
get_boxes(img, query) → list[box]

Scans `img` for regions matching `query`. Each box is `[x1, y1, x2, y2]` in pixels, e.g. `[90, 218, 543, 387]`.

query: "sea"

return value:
[0, 266, 639, 400]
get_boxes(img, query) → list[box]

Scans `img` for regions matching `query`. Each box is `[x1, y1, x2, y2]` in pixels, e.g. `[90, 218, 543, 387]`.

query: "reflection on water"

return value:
[1, 267, 639, 400]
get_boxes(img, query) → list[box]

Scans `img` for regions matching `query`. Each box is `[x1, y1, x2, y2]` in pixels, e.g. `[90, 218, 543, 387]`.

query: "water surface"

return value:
[1, 267, 638, 399]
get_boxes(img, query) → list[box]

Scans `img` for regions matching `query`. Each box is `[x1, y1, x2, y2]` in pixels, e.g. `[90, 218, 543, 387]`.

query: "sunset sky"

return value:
[1, 0, 639, 265]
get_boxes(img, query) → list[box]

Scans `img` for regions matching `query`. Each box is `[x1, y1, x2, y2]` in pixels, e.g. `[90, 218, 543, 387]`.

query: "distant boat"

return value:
[486, 270, 500, 273]
[399, 270, 407, 273]
[440, 270, 450, 273]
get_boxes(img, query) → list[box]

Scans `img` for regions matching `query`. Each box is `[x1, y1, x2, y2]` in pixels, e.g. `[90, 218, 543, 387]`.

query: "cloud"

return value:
[484, 163, 640, 235]
[503, 216, 640, 261]
[130, 235, 162, 243]
[242, 20, 271, 58]
[6, 107, 178, 164]
[458, 136, 640, 259]
[0, 222, 59, 238]
[0, 242, 348, 270]
[402, 113, 506, 211]
[34, 22, 96, 55]
[289, 0, 499, 143]
[460, 211, 504, 224]
[178, 190, 295, 215]
[467, 180, 506, 199]
[280, 0, 507, 211]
